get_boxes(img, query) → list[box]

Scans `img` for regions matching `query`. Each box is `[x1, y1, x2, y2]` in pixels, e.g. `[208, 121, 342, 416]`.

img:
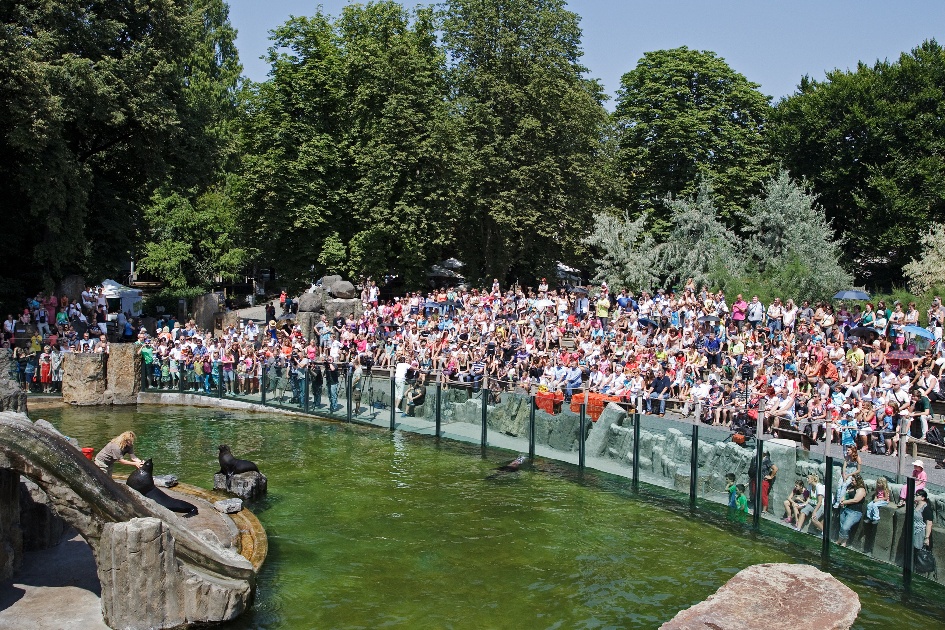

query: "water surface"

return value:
[42, 405, 944, 629]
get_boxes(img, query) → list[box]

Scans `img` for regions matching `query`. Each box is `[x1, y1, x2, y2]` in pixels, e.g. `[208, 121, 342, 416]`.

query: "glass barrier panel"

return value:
[693, 421, 737, 508]
[636, 413, 691, 498]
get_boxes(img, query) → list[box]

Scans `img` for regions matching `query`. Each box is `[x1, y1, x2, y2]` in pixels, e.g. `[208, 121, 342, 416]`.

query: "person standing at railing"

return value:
[325, 356, 340, 412]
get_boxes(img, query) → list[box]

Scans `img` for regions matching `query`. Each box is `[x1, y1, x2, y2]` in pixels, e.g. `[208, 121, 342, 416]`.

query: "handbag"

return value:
[915, 546, 937, 575]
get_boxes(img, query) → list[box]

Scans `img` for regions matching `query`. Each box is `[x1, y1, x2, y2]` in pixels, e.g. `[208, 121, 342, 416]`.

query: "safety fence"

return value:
[140, 362, 945, 591]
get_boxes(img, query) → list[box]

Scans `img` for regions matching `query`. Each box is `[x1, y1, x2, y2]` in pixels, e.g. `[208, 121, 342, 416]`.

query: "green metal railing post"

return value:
[690, 424, 699, 510]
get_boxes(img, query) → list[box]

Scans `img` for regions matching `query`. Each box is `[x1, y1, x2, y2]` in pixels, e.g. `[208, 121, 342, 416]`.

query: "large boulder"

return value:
[61, 353, 106, 406]
[0, 378, 26, 413]
[329, 280, 357, 299]
[296, 311, 318, 341]
[104, 342, 142, 405]
[98, 517, 252, 630]
[213, 471, 268, 502]
[586, 402, 627, 456]
[324, 298, 363, 320]
[297, 290, 324, 314]
[192, 293, 221, 333]
[56, 274, 86, 305]
[319, 275, 342, 291]
[661, 563, 860, 630]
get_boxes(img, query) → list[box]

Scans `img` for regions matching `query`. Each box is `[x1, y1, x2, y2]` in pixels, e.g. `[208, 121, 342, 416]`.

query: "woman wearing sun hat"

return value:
[896, 459, 927, 507]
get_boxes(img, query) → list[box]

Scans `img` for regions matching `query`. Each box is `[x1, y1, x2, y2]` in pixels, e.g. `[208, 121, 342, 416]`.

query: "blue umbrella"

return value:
[833, 290, 870, 301]
[637, 318, 658, 328]
[904, 325, 935, 340]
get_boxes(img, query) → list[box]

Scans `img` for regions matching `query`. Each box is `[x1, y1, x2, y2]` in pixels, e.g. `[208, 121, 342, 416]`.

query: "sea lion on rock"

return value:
[218, 445, 260, 490]
[126, 459, 198, 516]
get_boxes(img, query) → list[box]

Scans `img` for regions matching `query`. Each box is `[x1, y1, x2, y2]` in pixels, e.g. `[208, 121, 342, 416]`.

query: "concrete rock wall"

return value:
[62, 347, 141, 406]
[62, 353, 107, 406]
[104, 343, 141, 405]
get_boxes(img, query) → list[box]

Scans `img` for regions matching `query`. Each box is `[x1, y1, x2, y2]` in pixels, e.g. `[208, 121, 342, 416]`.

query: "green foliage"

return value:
[742, 171, 851, 301]
[659, 182, 745, 288]
[771, 40, 945, 286]
[236, 2, 458, 290]
[441, 0, 609, 285]
[583, 211, 658, 292]
[903, 223, 945, 295]
[613, 47, 773, 231]
[318, 232, 347, 276]
[139, 184, 248, 289]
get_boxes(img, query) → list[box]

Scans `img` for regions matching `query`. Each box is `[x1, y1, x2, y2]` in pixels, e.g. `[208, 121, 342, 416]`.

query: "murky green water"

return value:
[41, 405, 944, 629]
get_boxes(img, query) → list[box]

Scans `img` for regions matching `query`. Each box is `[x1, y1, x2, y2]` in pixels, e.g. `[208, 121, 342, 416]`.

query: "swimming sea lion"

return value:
[218, 445, 260, 490]
[126, 459, 198, 516]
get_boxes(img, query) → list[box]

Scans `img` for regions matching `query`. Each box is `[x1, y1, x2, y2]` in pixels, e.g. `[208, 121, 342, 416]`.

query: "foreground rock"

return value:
[0, 349, 26, 413]
[661, 563, 860, 630]
[99, 518, 251, 629]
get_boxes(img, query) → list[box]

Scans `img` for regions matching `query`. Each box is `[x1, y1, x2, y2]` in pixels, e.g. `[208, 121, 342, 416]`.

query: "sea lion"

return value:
[218, 445, 260, 490]
[126, 459, 198, 516]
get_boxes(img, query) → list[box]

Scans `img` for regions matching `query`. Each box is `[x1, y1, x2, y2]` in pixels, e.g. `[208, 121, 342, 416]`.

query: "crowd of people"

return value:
[2, 285, 125, 391]
[5, 279, 945, 461]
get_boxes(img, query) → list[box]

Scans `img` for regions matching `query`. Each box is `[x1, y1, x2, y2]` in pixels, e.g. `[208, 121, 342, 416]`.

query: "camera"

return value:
[740, 363, 753, 381]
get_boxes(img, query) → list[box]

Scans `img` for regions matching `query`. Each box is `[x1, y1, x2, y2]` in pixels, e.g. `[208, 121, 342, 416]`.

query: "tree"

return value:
[138, 0, 245, 290]
[441, 0, 608, 285]
[234, 12, 346, 291]
[0, 0, 201, 303]
[742, 171, 851, 301]
[658, 182, 744, 289]
[904, 224, 945, 295]
[139, 184, 248, 289]
[771, 40, 945, 286]
[583, 211, 658, 292]
[336, 2, 460, 285]
[613, 47, 773, 232]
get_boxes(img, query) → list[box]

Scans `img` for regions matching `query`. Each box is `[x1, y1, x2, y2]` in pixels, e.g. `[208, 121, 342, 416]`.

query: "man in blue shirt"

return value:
[646, 369, 672, 416]
[704, 332, 721, 368]
[565, 360, 584, 402]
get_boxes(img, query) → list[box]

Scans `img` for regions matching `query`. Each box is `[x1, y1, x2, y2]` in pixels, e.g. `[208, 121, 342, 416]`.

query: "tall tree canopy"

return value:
[0, 0, 238, 303]
[441, 0, 608, 286]
[771, 40, 945, 286]
[236, 2, 458, 290]
[613, 47, 773, 232]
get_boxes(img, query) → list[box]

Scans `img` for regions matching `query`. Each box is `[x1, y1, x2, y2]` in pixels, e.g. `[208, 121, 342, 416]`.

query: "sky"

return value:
[227, 0, 945, 104]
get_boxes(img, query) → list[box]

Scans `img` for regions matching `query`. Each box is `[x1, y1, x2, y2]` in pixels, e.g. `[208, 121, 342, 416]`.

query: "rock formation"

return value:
[330, 280, 357, 299]
[0, 411, 257, 628]
[661, 563, 860, 629]
[104, 343, 141, 405]
[98, 517, 252, 629]
[19, 477, 65, 551]
[0, 349, 26, 413]
[192, 293, 221, 333]
[61, 353, 107, 406]
[213, 471, 268, 502]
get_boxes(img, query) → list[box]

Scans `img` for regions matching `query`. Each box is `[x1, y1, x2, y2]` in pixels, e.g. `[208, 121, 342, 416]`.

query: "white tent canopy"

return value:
[100, 279, 143, 316]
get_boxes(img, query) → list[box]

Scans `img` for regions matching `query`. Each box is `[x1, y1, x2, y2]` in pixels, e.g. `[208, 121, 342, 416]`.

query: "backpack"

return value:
[926, 426, 944, 446]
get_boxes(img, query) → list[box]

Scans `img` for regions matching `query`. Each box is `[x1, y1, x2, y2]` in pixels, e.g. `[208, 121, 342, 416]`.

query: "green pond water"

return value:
[40, 405, 945, 629]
